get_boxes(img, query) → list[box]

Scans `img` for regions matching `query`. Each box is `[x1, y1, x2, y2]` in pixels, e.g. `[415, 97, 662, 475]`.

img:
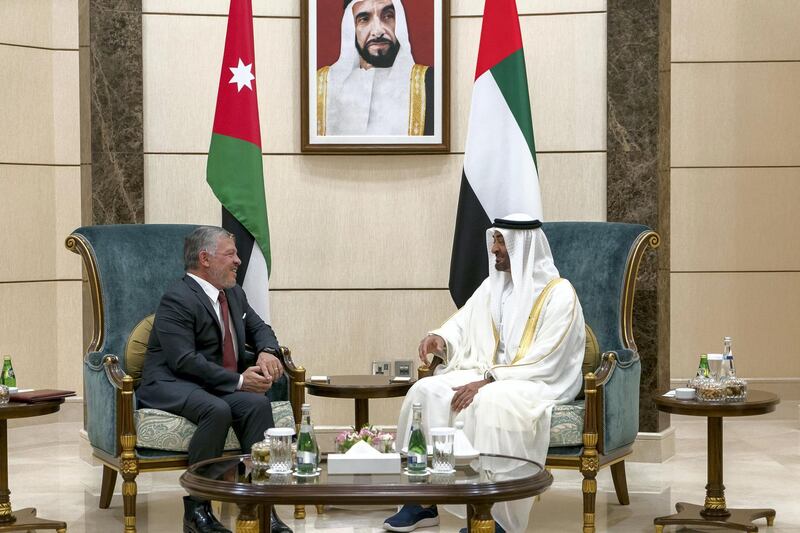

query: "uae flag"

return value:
[207, 0, 272, 322]
[449, 0, 543, 307]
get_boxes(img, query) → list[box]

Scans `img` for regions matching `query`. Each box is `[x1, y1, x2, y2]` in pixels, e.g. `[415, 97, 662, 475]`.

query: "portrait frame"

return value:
[301, 0, 450, 153]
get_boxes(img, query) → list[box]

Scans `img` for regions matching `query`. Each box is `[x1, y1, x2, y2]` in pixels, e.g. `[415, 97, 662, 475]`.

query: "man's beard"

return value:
[356, 37, 400, 68]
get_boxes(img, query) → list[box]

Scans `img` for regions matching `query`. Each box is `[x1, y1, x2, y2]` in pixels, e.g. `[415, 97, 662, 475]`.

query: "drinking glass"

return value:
[707, 354, 723, 381]
[430, 427, 455, 473]
[267, 427, 295, 473]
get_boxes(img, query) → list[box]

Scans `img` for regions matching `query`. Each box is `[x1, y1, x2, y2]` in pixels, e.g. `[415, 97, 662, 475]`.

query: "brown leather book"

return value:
[9, 389, 76, 403]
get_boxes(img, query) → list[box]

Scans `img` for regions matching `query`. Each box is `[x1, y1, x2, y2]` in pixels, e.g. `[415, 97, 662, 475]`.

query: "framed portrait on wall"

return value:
[301, 0, 449, 153]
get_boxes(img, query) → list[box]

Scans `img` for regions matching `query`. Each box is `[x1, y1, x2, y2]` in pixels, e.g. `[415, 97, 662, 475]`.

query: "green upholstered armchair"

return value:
[419, 222, 659, 533]
[66, 224, 306, 533]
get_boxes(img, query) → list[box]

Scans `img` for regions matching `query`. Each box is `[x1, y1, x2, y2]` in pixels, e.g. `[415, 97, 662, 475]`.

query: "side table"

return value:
[304, 375, 413, 429]
[653, 389, 779, 532]
[0, 399, 67, 532]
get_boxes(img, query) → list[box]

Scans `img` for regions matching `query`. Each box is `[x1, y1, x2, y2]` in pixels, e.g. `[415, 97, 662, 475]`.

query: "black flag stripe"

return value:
[222, 207, 254, 288]
[449, 172, 491, 308]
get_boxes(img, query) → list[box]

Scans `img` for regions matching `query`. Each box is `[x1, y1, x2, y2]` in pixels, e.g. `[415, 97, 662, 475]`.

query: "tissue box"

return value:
[327, 452, 401, 474]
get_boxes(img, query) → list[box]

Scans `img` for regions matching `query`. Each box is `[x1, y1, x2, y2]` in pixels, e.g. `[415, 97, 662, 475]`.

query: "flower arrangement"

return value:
[335, 425, 395, 453]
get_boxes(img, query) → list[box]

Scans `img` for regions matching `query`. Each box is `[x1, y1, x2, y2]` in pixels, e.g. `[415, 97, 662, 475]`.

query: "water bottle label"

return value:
[408, 453, 426, 466]
[297, 451, 316, 465]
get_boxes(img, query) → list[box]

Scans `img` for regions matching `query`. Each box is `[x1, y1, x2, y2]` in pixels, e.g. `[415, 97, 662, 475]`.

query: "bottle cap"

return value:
[413, 402, 421, 408]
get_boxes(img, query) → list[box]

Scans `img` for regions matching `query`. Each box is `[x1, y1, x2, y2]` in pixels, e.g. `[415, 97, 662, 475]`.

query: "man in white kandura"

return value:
[384, 214, 586, 533]
[317, 0, 434, 136]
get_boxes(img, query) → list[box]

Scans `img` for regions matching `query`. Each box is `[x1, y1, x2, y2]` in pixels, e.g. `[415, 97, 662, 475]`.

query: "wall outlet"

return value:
[394, 360, 413, 378]
[372, 361, 392, 375]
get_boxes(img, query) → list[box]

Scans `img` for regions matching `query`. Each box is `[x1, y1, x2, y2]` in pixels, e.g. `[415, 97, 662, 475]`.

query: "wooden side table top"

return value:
[305, 375, 414, 399]
[0, 399, 64, 420]
[653, 389, 779, 418]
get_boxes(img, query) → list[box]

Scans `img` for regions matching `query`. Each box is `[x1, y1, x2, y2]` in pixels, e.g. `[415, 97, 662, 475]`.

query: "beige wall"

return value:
[142, 0, 608, 426]
[670, 0, 800, 387]
[0, 0, 83, 393]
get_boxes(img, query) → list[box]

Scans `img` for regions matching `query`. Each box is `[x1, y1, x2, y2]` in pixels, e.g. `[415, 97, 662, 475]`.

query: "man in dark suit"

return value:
[137, 226, 292, 533]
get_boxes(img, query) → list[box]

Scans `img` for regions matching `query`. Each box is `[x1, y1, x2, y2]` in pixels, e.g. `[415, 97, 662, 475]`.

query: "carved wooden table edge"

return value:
[652, 389, 779, 533]
[181, 453, 552, 533]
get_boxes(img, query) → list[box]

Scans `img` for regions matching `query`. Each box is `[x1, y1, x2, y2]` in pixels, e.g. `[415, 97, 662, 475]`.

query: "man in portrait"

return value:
[317, 0, 434, 136]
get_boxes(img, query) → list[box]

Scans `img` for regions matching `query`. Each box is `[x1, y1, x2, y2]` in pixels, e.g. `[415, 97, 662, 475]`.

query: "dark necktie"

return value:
[217, 290, 237, 371]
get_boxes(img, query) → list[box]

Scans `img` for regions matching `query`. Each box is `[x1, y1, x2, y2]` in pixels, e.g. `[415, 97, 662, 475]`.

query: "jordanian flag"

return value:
[449, 0, 543, 307]
[207, 0, 272, 321]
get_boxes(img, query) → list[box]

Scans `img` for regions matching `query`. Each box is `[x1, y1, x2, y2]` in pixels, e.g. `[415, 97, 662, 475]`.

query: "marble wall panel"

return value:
[144, 152, 605, 289]
[90, 0, 143, 224]
[143, 12, 605, 155]
[0, 281, 83, 392]
[671, 62, 800, 167]
[270, 289, 457, 427]
[0, 0, 78, 49]
[0, 46, 80, 165]
[450, 13, 606, 152]
[670, 272, 800, 380]
[0, 165, 82, 282]
[672, 0, 800, 62]
[671, 168, 800, 272]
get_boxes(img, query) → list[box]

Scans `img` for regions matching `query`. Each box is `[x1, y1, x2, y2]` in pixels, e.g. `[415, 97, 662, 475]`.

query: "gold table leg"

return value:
[653, 417, 776, 532]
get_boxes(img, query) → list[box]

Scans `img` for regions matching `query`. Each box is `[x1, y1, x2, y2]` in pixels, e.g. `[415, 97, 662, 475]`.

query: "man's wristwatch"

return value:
[483, 370, 495, 383]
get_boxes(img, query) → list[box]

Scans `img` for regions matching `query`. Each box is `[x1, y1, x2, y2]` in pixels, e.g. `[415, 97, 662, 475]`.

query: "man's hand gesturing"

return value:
[418, 334, 445, 366]
[241, 366, 272, 393]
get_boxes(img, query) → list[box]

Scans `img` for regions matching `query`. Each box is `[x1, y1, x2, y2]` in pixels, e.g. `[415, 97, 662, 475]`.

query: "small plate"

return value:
[265, 467, 293, 475]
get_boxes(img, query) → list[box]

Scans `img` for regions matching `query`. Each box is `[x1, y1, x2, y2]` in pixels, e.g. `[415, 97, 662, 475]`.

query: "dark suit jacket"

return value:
[137, 275, 280, 413]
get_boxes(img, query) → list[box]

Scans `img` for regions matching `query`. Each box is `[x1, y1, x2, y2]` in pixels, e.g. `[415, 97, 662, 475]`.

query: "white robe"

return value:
[396, 277, 585, 533]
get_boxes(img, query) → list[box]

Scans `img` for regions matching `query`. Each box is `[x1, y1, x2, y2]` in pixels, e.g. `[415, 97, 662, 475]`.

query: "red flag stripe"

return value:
[474, 0, 524, 81]
[211, 0, 261, 147]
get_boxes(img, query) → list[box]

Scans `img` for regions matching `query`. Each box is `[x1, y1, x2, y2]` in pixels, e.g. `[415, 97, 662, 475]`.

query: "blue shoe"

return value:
[459, 522, 504, 533]
[383, 505, 440, 532]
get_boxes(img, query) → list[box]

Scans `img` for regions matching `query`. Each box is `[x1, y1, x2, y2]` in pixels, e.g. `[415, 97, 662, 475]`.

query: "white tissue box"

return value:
[327, 452, 401, 474]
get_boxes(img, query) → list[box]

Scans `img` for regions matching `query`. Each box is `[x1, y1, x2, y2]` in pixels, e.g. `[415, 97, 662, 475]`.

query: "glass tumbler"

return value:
[430, 427, 456, 473]
[267, 427, 295, 473]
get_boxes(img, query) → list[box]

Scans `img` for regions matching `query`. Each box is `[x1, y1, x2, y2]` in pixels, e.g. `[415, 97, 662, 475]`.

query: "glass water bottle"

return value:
[721, 336, 747, 401]
[1, 356, 16, 388]
[407, 402, 428, 475]
[296, 403, 320, 475]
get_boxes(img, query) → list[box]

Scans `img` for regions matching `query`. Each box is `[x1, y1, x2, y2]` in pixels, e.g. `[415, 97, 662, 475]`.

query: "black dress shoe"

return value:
[183, 497, 232, 533]
[271, 508, 292, 533]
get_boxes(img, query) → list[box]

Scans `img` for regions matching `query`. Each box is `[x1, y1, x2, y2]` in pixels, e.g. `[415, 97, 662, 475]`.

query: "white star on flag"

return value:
[228, 58, 255, 92]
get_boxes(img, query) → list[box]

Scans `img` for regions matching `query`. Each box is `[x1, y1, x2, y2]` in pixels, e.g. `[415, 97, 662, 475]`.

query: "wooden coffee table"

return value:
[0, 400, 67, 532]
[181, 453, 552, 533]
[304, 375, 414, 429]
[653, 389, 779, 532]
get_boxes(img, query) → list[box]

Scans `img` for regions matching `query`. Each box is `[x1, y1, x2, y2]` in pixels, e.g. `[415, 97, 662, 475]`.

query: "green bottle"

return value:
[696, 354, 710, 378]
[407, 403, 428, 474]
[1, 356, 16, 388]
[296, 403, 319, 475]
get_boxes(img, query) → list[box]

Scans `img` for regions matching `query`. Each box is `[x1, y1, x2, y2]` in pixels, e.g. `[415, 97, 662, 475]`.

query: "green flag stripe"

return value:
[207, 133, 271, 271]
[489, 49, 537, 167]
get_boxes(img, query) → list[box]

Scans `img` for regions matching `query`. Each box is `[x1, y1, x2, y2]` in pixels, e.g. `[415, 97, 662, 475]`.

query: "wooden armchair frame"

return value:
[67, 230, 308, 533]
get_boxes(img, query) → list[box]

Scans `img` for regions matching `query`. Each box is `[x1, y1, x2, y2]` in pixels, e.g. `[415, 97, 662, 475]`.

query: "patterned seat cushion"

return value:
[549, 400, 585, 448]
[134, 400, 295, 452]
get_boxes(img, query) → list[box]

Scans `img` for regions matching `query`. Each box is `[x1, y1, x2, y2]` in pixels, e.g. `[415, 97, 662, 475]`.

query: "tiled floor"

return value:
[5, 415, 799, 532]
